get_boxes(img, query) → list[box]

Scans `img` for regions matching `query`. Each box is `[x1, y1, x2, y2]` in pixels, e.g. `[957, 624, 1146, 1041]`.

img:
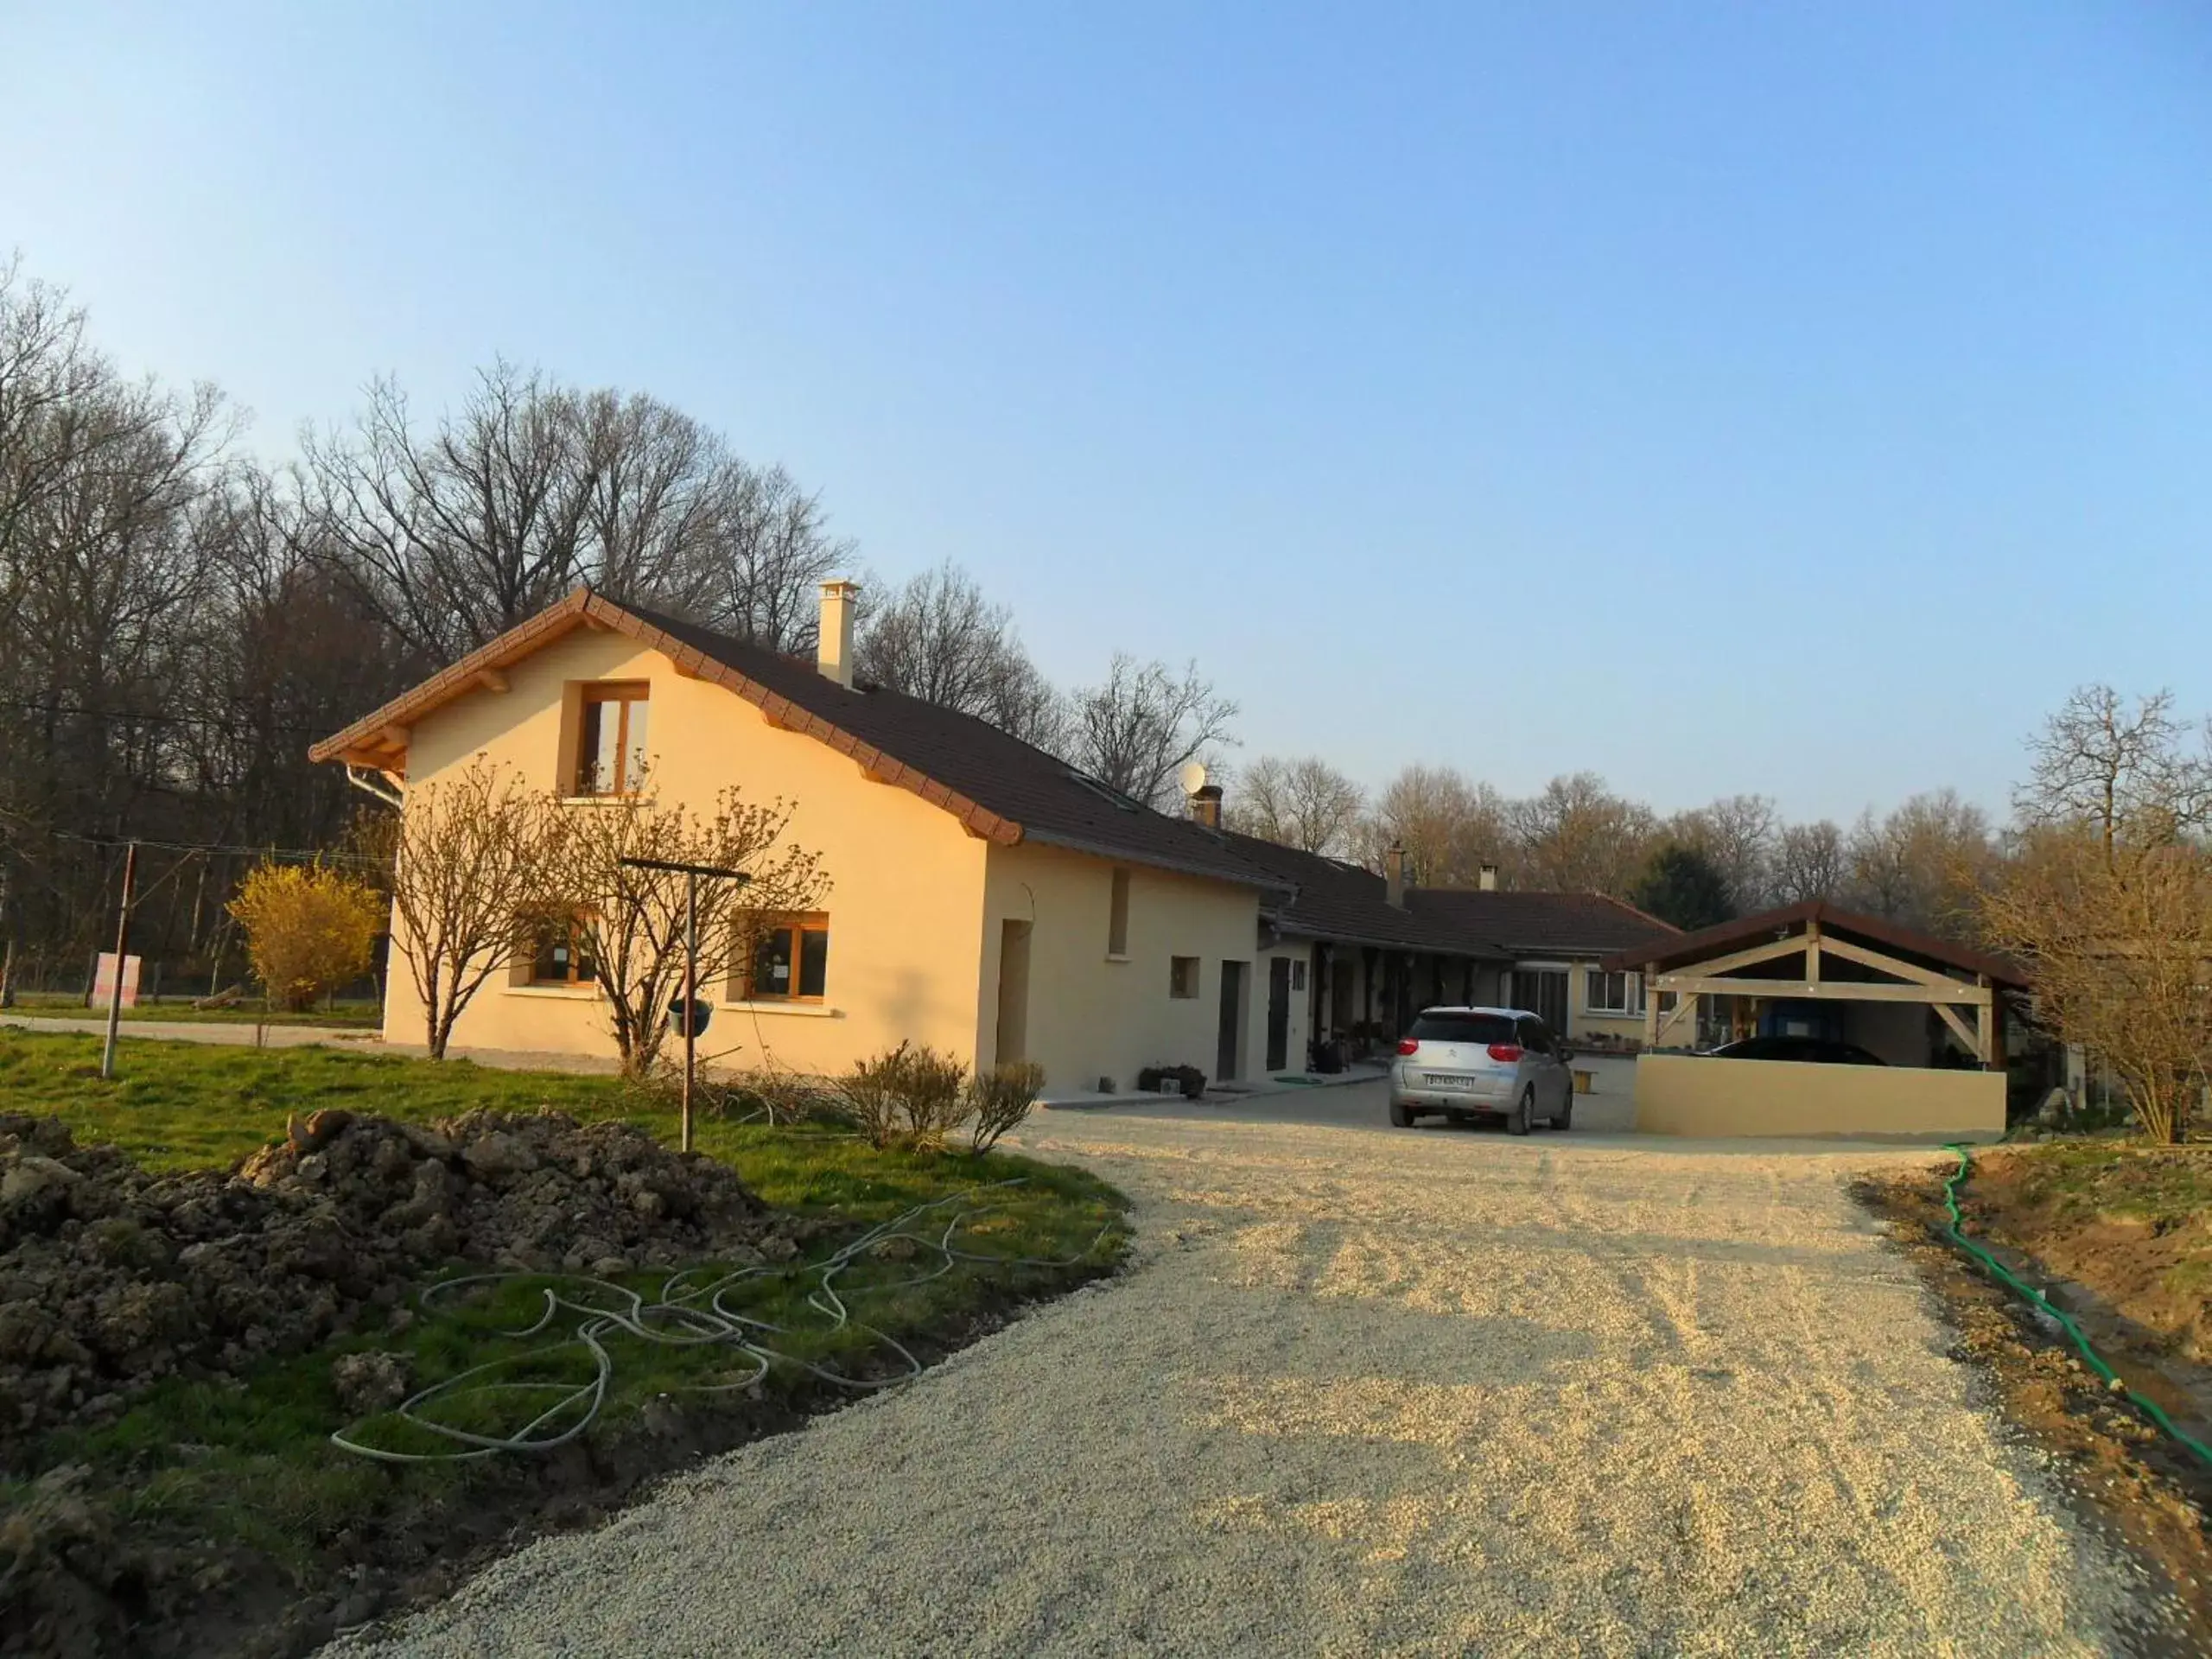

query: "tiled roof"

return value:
[1405, 888, 1681, 958]
[1217, 832, 1504, 956]
[309, 588, 1287, 893]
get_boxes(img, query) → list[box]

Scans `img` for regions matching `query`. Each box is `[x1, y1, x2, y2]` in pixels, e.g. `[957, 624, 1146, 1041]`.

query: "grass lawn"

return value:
[0, 1028, 1126, 1648]
[6, 989, 383, 1027]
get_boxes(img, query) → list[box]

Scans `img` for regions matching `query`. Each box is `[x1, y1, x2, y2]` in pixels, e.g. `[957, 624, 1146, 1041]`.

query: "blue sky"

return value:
[4, 2, 2209, 825]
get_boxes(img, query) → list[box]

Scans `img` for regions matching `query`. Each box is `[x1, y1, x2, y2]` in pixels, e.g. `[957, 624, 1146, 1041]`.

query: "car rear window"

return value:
[1408, 1013, 1516, 1045]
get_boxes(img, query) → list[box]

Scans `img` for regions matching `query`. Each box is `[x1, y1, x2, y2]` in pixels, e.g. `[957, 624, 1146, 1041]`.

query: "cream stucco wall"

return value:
[979, 839, 1263, 1092]
[1632, 1052, 2005, 1140]
[386, 627, 992, 1072]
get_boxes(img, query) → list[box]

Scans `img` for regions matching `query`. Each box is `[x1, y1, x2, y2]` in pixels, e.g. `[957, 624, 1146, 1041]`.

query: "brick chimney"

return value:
[1385, 842, 1407, 909]
[1188, 784, 1224, 829]
[817, 579, 858, 687]
[1478, 863, 1497, 892]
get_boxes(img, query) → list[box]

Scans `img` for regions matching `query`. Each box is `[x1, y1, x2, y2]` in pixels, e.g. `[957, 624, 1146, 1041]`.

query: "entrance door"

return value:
[1217, 959, 1248, 1082]
[1265, 957, 1291, 1072]
[994, 919, 1031, 1065]
[1510, 967, 1569, 1034]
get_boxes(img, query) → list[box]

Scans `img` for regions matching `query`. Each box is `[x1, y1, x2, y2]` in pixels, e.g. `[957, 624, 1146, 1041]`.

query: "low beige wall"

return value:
[1633, 1052, 2005, 1140]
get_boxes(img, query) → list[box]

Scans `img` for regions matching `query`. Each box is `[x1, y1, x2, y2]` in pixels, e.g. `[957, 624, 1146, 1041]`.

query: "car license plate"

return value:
[1424, 1073, 1479, 1090]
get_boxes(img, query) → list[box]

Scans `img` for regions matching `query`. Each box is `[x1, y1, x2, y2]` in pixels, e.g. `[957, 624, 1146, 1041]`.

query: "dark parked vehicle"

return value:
[1709, 1035, 1886, 1065]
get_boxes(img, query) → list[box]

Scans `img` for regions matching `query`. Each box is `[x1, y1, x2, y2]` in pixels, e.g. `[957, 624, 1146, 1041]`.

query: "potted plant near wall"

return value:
[1137, 1064, 1207, 1098]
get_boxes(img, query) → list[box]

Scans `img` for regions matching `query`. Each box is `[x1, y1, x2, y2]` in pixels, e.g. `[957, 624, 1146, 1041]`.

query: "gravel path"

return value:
[333, 1088, 2152, 1656]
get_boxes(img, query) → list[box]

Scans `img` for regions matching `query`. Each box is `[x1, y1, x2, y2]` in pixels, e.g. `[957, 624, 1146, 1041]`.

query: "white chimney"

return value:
[817, 579, 858, 687]
[1385, 842, 1407, 909]
[1479, 863, 1498, 892]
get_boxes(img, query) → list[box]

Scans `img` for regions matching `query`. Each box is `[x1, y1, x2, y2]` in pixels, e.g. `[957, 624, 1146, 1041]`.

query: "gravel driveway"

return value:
[334, 1081, 2152, 1657]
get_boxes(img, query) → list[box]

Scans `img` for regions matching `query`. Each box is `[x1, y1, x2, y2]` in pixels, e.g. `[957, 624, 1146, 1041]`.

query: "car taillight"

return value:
[1487, 1043, 1523, 1062]
[1395, 1038, 1419, 1056]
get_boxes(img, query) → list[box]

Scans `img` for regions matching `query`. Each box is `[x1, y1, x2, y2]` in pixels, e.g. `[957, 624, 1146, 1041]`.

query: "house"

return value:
[1185, 798, 1680, 1061]
[311, 582, 1296, 1093]
[1200, 811, 1510, 1065]
[1600, 900, 2021, 1138]
[1403, 879, 1681, 1048]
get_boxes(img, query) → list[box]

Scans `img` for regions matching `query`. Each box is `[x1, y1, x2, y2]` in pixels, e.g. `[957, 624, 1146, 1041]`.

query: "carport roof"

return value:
[1599, 900, 2028, 988]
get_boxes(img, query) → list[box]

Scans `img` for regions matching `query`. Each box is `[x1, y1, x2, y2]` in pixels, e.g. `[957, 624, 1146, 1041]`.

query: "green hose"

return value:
[1940, 1143, 2212, 1469]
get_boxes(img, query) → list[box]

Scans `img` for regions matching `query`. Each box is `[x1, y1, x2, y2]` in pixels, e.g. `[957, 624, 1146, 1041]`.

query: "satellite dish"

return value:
[1179, 760, 1209, 798]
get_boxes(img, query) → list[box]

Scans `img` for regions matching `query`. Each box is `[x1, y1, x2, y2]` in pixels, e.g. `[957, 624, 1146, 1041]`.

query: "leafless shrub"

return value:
[837, 1041, 975, 1149]
[965, 1060, 1046, 1154]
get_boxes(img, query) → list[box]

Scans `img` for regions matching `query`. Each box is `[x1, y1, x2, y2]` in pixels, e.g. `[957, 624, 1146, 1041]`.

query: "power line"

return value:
[0, 696, 346, 738]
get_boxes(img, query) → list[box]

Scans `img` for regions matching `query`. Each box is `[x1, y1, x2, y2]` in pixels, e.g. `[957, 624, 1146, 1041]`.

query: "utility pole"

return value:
[100, 841, 137, 1080]
[617, 855, 749, 1154]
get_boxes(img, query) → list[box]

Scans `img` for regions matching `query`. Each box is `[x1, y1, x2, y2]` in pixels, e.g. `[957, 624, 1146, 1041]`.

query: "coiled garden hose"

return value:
[330, 1179, 1121, 1464]
[1940, 1143, 2212, 1470]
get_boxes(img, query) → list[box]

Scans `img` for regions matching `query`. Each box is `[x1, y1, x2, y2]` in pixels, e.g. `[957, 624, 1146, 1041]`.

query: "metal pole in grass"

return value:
[99, 840, 137, 1080]
[617, 855, 748, 1154]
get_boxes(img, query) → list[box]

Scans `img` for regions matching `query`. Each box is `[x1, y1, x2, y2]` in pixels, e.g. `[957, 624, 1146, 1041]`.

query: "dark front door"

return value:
[1510, 968, 1570, 1034]
[1265, 957, 1291, 1071]
[1217, 959, 1247, 1082]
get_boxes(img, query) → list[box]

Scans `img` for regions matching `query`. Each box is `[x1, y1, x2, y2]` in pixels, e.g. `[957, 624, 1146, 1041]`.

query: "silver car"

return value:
[1389, 1006, 1574, 1134]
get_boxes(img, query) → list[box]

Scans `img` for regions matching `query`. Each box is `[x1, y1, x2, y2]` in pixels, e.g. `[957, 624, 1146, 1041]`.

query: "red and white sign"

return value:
[93, 952, 142, 1009]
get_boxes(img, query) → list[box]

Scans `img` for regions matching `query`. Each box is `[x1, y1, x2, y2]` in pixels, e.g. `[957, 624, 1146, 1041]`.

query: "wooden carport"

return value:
[1603, 900, 2027, 1068]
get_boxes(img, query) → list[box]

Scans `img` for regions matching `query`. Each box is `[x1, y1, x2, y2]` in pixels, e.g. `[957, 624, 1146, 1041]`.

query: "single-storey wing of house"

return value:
[1401, 882, 1681, 1047]
[1600, 899, 2025, 1139]
[1199, 817, 1510, 1066]
[310, 581, 1297, 1093]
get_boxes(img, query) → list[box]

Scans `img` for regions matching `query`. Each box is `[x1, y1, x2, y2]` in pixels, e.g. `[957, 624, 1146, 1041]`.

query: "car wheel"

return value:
[1389, 1099, 1414, 1128]
[1510, 1086, 1532, 1135]
[1554, 1094, 1573, 1132]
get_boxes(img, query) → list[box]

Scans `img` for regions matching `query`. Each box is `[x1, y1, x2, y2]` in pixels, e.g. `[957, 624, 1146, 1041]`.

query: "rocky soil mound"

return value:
[0, 1108, 794, 1465]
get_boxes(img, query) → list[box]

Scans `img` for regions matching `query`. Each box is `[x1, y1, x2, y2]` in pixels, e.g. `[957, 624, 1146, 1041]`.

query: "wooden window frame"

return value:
[734, 912, 831, 1003]
[574, 681, 651, 798]
[524, 909, 601, 987]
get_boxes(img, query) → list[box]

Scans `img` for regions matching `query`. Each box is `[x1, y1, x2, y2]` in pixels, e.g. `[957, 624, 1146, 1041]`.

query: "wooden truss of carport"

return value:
[1607, 901, 2027, 1068]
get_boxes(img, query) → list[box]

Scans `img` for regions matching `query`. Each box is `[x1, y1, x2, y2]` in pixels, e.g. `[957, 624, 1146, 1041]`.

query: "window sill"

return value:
[556, 795, 639, 807]
[1104, 953, 1132, 964]
[721, 1000, 839, 1019]
[505, 983, 601, 1000]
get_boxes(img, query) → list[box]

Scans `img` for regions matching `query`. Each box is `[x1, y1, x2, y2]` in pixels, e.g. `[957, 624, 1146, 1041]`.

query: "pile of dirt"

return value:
[0, 1108, 794, 1464]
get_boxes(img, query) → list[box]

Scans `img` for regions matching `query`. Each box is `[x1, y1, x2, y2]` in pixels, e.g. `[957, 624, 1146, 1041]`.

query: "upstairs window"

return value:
[734, 913, 830, 1002]
[575, 683, 650, 796]
[1108, 869, 1131, 957]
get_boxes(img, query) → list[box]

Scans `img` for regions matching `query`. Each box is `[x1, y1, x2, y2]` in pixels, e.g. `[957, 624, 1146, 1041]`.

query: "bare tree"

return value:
[1980, 825, 2212, 1143]
[695, 461, 853, 653]
[1667, 794, 1778, 912]
[1064, 655, 1236, 810]
[1227, 754, 1365, 857]
[307, 364, 853, 662]
[1510, 772, 1659, 895]
[1771, 818, 1848, 905]
[853, 562, 1066, 747]
[2016, 685, 2212, 861]
[1844, 789, 1997, 935]
[1355, 766, 1510, 884]
[363, 760, 563, 1059]
[556, 785, 828, 1076]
